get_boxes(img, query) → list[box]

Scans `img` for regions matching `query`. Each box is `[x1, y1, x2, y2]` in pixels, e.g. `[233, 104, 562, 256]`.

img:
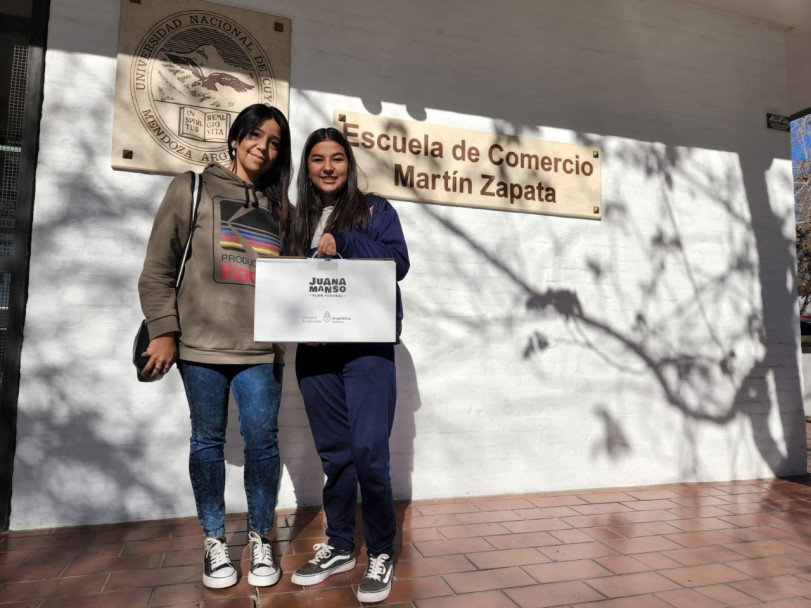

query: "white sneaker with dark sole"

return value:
[291, 543, 356, 585]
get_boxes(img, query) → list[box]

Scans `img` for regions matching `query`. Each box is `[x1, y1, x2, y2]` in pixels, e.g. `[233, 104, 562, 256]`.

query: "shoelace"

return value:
[309, 542, 335, 563]
[204, 538, 231, 569]
[364, 553, 390, 581]
[251, 533, 272, 566]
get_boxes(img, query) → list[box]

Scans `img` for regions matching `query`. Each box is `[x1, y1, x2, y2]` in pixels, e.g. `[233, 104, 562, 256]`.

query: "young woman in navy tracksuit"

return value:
[287, 127, 409, 604]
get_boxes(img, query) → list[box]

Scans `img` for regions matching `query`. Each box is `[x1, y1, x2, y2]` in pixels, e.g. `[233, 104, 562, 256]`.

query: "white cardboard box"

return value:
[254, 257, 396, 343]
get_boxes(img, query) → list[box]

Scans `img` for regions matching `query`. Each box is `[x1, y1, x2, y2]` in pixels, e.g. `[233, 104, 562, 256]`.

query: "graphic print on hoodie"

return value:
[215, 198, 281, 285]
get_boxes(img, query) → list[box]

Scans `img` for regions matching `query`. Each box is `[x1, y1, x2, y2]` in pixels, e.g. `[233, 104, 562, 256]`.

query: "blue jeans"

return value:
[178, 360, 282, 538]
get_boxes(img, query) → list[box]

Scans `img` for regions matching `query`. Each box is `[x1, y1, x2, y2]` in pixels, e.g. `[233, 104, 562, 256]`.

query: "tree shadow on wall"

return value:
[378, 125, 805, 478]
[292, 0, 808, 481]
[10, 76, 199, 527]
[292, 89, 805, 481]
[11, 362, 181, 527]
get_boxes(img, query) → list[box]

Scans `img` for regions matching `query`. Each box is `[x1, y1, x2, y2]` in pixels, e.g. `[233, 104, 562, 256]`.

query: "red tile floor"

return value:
[3, 422, 811, 607]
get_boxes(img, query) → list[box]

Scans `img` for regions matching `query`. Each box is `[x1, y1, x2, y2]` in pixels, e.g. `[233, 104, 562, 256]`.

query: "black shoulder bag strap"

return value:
[134, 172, 203, 382]
[175, 171, 203, 289]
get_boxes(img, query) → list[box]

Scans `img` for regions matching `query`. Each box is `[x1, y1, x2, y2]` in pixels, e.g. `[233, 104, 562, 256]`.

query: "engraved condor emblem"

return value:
[164, 52, 255, 93]
[112, 3, 291, 174]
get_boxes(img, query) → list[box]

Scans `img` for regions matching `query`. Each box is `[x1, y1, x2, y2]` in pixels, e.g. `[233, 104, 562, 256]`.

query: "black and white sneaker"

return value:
[291, 542, 356, 585]
[202, 536, 238, 589]
[247, 531, 281, 587]
[357, 553, 393, 603]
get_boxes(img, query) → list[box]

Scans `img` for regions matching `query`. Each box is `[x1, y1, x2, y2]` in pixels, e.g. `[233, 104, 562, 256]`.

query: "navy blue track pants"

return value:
[296, 342, 397, 556]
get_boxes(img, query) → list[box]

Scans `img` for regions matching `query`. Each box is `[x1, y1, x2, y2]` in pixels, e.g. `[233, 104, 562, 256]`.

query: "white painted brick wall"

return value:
[9, 0, 804, 529]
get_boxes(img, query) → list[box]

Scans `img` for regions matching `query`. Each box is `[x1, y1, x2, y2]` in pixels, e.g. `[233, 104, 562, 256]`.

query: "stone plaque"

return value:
[112, 0, 291, 174]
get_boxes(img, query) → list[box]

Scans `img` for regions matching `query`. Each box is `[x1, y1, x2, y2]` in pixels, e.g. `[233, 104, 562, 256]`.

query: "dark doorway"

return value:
[0, 0, 50, 530]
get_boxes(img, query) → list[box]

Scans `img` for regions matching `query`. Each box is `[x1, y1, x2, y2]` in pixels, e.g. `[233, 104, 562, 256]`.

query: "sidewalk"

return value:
[2, 435, 811, 607]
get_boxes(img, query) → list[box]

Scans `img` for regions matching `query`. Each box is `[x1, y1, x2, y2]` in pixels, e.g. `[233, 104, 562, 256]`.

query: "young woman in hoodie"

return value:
[287, 127, 409, 604]
[138, 104, 292, 589]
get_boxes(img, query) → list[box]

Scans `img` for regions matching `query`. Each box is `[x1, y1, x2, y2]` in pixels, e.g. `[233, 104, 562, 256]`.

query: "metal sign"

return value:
[112, 0, 291, 174]
[767, 113, 790, 132]
[335, 111, 602, 220]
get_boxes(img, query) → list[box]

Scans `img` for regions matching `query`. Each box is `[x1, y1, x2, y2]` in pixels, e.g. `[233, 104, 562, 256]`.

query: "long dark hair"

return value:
[227, 104, 293, 226]
[289, 127, 368, 256]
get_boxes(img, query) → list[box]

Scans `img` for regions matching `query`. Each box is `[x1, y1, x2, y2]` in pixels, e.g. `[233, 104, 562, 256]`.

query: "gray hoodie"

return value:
[138, 162, 285, 364]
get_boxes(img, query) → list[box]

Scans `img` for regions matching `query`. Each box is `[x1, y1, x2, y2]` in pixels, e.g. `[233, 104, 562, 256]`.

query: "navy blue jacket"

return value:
[308, 194, 409, 340]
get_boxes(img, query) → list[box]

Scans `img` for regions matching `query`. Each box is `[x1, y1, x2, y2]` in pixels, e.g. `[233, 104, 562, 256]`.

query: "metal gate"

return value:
[0, 0, 49, 530]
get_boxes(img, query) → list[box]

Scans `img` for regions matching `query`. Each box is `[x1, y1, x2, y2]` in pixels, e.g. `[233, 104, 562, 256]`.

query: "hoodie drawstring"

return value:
[242, 184, 260, 209]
